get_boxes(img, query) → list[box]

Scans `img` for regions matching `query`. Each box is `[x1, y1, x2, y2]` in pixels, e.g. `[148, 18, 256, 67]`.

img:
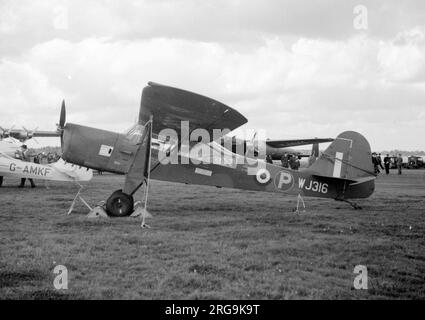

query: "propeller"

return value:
[22, 126, 38, 140]
[59, 100, 66, 129]
[56, 100, 66, 147]
[57, 100, 66, 132]
[2, 125, 14, 138]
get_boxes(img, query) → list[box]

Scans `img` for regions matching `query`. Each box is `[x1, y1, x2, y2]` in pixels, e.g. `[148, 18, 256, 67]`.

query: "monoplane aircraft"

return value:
[54, 82, 376, 218]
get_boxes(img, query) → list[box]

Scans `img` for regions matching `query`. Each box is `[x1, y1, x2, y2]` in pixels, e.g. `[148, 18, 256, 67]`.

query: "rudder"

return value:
[309, 131, 375, 180]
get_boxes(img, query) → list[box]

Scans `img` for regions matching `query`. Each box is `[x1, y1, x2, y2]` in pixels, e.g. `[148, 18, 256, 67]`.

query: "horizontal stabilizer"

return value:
[311, 175, 356, 184]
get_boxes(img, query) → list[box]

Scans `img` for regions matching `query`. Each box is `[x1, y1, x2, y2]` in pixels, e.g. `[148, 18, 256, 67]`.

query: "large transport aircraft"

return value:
[54, 82, 376, 217]
[220, 135, 333, 161]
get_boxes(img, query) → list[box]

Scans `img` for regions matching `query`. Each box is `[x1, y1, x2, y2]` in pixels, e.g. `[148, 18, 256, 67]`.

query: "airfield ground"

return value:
[0, 169, 424, 299]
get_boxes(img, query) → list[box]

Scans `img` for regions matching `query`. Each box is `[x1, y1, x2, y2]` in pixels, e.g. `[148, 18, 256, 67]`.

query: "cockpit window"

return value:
[125, 124, 145, 144]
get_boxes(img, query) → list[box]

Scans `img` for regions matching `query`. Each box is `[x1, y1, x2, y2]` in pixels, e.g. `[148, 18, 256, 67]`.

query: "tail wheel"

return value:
[106, 190, 134, 217]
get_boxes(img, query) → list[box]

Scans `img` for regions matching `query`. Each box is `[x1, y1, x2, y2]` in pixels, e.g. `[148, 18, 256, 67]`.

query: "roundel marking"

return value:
[273, 170, 294, 191]
[256, 168, 271, 184]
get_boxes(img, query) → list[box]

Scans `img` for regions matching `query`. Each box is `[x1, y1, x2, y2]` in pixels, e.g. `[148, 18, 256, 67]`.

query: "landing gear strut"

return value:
[106, 189, 134, 217]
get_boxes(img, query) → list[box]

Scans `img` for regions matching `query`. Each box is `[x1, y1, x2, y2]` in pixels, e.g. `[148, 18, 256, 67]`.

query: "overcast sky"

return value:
[0, 0, 424, 150]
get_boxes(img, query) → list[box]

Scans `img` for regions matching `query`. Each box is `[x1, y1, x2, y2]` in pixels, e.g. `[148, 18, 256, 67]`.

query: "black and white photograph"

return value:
[0, 0, 424, 305]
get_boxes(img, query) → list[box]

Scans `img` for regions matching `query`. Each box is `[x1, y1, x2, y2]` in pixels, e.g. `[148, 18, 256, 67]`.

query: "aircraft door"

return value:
[107, 135, 139, 174]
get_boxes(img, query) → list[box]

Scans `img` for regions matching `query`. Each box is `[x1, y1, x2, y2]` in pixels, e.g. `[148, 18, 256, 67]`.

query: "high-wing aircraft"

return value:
[54, 82, 375, 217]
[0, 126, 59, 142]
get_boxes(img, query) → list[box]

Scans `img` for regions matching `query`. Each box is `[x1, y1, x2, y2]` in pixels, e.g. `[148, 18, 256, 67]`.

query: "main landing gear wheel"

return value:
[106, 190, 134, 217]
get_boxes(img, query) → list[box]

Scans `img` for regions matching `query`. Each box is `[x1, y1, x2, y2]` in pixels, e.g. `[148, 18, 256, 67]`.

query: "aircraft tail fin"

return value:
[308, 131, 375, 199]
[309, 131, 375, 180]
[311, 142, 319, 158]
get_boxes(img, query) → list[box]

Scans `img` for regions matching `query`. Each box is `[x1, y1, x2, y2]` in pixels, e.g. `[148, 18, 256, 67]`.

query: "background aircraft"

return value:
[220, 135, 333, 160]
[0, 152, 92, 187]
[0, 126, 59, 143]
[0, 129, 90, 187]
[53, 82, 376, 217]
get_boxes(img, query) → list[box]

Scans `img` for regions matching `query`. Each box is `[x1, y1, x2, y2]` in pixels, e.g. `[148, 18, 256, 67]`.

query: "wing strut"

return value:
[122, 117, 154, 227]
[140, 117, 153, 228]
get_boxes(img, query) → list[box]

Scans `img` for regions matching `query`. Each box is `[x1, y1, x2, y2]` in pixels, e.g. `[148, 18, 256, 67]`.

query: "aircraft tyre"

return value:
[106, 190, 134, 217]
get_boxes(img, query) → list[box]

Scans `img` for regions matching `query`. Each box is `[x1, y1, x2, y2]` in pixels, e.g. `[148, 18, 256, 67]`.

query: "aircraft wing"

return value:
[138, 82, 248, 141]
[1, 129, 59, 141]
[32, 130, 60, 138]
[266, 138, 334, 148]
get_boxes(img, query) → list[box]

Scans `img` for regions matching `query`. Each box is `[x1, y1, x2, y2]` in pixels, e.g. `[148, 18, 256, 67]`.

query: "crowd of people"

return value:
[269, 151, 405, 175]
[372, 153, 403, 175]
[276, 153, 301, 170]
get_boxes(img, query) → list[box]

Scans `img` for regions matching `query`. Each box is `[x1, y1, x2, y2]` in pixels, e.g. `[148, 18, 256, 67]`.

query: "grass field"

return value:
[1, 169, 424, 299]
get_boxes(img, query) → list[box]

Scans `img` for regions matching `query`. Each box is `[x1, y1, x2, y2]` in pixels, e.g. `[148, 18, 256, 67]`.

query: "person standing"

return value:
[372, 153, 380, 174]
[377, 153, 384, 170]
[383, 154, 391, 175]
[397, 154, 403, 175]
[281, 153, 289, 168]
[294, 156, 301, 170]
[265, 154, 273, 164]
[289, 155, 296, 170]
[18, 145, 36, 188]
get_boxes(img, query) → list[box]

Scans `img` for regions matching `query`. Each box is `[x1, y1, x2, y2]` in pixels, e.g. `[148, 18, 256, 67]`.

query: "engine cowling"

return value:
[61, 123, 138, 174]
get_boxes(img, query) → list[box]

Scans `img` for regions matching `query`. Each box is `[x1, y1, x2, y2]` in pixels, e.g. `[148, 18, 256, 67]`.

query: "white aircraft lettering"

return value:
[298, 177, 306, 189]
[277, 171, 292, 189]
[298, 178, 328, 194]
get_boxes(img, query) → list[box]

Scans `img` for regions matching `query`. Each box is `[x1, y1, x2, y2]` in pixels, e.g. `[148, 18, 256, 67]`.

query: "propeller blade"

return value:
[60, 100, 66, 128]
[57, 100, 67, 148]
